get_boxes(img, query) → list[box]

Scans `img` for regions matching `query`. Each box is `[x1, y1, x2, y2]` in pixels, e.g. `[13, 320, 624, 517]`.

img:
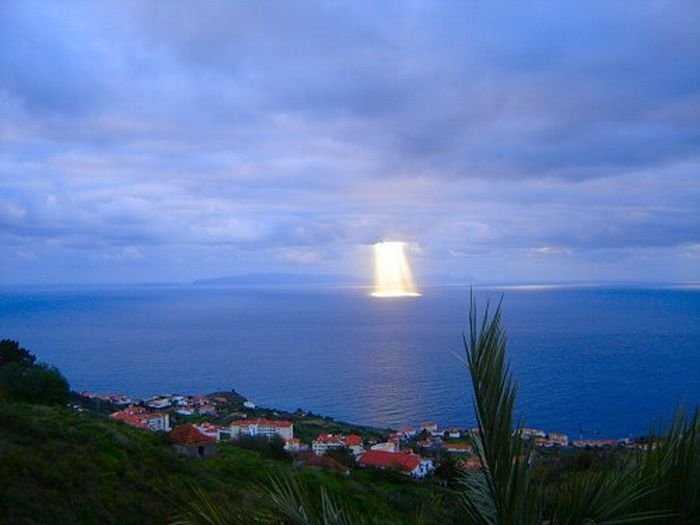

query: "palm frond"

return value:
[549, 465, 666, 525]
[259, 471, 363, 525]
[459, 292, 541, 524]
[168, 483, 249, 525]
[634, 409, 700, 523]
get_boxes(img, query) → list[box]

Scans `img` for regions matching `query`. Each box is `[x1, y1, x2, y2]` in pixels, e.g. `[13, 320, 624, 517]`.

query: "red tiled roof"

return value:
[314, 433, 342, 444]
[121, 405, 146, 415]
[314, 433, 362, 446]
[171, 424, 216, 445]
[111, 412, 150, 430]
[358, 450, 421, 472]
[195, 422, 220, 432]
[344, 434, 362, 446]
[110, 408, 167, 430]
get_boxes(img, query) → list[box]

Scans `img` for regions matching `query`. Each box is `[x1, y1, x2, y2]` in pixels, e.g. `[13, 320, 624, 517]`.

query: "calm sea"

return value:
[1, 284, 698, 438]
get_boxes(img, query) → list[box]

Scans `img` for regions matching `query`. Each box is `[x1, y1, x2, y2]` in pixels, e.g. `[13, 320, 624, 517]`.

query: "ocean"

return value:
[1, 284, 698, 439]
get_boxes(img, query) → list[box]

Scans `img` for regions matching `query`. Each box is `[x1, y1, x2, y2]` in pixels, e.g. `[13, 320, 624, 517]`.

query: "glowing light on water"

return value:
[371, 241, 421, 298]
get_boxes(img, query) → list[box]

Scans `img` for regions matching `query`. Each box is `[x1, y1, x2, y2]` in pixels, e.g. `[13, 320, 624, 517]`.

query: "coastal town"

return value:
[78, 389, 650, 479]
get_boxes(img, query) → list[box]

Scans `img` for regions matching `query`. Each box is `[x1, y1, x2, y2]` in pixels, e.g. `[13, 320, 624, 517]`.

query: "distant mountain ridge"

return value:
[193, 273, 363, 287]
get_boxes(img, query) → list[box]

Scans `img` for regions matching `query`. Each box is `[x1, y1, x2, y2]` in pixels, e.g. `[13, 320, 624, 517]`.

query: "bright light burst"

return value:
[371, 241, 421, 298]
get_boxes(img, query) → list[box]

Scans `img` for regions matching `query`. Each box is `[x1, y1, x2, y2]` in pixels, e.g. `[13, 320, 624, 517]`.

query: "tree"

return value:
[0, 339, 36, 367]
[0, 339, 69, 405]
[0, 362, 70, 405]
[325, 447, 356, 468]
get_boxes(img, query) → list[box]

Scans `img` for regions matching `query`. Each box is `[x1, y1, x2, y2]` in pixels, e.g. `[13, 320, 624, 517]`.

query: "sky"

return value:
[1, 1, 699, 285]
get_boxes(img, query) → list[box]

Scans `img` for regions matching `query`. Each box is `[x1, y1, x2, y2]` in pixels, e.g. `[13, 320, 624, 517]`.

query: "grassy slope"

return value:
[0, 402, 458, 524]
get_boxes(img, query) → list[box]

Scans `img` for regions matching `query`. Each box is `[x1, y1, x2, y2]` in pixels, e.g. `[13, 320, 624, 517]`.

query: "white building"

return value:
[193, 422, 221, 441]
[147, 397, 172, 410]
[446, 428, 462, 439]
[145, 412, 171, 432]
[371, 441, 400, 453]
[312, 434, 364, 456]
[420, 422, 438, 433]
[519, 428, 546, 439]
[111, 406, 170, 432]
[227, 418, 294, 441]
[283, 438, 307, 452]
[399, 428, 417, 438]
[547, 432, 569, 447]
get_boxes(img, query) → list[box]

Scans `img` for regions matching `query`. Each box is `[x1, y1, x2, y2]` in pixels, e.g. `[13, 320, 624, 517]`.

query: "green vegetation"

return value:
[0, 401, 458, 524]
[0, 339, 69, 405]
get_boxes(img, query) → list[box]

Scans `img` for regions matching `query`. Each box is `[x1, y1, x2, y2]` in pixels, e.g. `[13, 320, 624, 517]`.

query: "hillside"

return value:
[0, 401, 459, 524]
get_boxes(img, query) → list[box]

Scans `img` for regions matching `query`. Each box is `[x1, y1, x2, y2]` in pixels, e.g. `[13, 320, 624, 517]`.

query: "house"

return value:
[243, 401, 256, 409]
[399, 427, 417, 438]
[312, 434, 364, 456]
[171, 424, 217, 458]
[343, 434, 365, 455]
[197, 403, 217, 416]
[357, 450, 434, 478]
[114, 405, 146, 415]
[417, 436, 442, 449]
[283, 438, 307, 453]
[371, 441, 399, 453]
[312, 434, 346, 455]
[446, 428, 462, 439]
[420, 422, 438, 433]
[193, 422, 220, 441]
[572, 439, 619, 449]
[389, 432, 405, 442]
[147, 396, 172, 410]
[190, 396, 210, 407]
[443, 443, 473, 454]
[519, 428, 546, 439]
[110, 406, 170, 432]
[547, 432, 569, 447]
[226, 418, 294, 441]
[81, 392, 137, 407]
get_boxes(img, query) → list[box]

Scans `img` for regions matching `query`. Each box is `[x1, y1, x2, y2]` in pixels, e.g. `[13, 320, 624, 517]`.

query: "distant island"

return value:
[193, 272, 363, 287]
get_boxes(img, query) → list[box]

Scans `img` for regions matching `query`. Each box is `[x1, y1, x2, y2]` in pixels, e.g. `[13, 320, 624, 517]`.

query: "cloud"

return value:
[533, 246, 573, 256]
[0, 1, 698, 283]
[96, 246, 144, 262]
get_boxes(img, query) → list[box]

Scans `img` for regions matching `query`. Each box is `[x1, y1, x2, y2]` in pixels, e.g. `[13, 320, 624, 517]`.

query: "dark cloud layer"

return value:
[1, 1, 699, 284]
